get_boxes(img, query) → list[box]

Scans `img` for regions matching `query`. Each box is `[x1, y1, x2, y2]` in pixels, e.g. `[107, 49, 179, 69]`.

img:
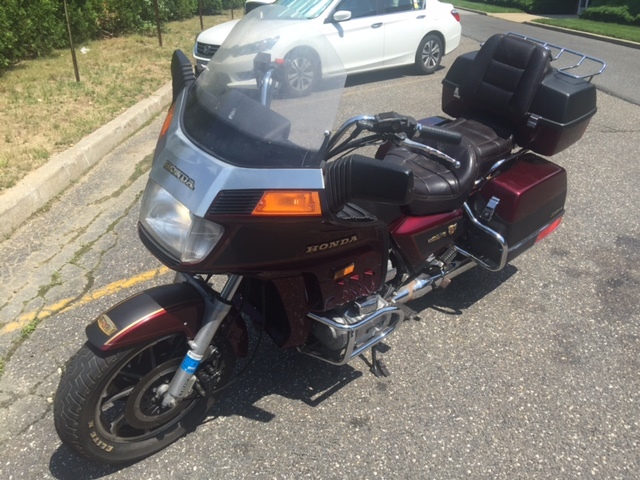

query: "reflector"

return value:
[536, 217, 563, 243]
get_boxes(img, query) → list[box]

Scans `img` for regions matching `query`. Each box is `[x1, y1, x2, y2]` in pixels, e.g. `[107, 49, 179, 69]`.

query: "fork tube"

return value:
[162, 274, 243, 407]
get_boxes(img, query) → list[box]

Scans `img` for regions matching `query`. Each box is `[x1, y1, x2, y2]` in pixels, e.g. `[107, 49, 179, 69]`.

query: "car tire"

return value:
[282, 47, 320, 97]
[415, 34, 443, 75]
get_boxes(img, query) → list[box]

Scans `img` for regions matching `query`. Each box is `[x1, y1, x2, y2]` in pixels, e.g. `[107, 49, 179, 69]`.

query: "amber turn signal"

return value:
[159, 103, 176, 139]
[252, 191, 322, 216]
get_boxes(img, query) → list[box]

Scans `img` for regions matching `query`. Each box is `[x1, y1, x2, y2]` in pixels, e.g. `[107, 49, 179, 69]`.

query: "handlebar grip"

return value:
[417, 124, 463, 145]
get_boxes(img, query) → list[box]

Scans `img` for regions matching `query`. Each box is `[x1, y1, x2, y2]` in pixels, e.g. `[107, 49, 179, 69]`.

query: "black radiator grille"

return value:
[207, 190, 265, 215]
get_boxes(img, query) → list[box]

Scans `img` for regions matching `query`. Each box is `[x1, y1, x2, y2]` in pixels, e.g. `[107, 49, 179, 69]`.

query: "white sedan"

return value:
[194, 0, 461, 96]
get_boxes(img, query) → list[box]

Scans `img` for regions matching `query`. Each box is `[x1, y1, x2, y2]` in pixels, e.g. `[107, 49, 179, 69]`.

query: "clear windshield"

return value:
[274, 0, 335, 19]
[182, 6, 347, 169]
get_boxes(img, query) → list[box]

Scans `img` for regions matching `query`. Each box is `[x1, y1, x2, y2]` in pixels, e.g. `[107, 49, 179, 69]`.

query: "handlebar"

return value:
[359, 112, 462, 145]
[416, 123, 462, 145]
[327, 111, 463, 160]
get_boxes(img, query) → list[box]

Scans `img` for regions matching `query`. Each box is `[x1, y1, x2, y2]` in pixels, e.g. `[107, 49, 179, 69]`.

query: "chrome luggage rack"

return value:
[506, 32, 606, 81]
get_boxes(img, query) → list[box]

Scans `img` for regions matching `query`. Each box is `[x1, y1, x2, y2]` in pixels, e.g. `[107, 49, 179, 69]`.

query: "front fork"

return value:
[161, 274, 243, 407]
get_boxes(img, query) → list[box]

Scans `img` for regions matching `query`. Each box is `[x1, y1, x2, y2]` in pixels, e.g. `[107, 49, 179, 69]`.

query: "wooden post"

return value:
[198, 0, 204, 30]
[63, 0, 80, 82]
[153, 0, 163, 47]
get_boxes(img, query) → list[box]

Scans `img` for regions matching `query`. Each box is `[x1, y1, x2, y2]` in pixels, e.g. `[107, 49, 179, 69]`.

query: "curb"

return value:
[0, 83, 172, 240]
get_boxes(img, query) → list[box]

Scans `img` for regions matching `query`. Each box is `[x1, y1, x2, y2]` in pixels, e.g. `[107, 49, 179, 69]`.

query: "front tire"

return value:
[415, 34, 443, 74]
[54, 334, 235, 464]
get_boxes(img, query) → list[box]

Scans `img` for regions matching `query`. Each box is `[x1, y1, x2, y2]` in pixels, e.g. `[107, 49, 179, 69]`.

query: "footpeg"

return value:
[398, 303, 421, 321]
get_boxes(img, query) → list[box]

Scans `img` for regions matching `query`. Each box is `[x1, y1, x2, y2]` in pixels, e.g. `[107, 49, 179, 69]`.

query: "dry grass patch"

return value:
[0, 14, 235, 192]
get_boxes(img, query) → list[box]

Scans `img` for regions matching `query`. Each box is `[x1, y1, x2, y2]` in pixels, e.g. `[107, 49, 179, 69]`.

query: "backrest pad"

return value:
[459, 34, 551, 123]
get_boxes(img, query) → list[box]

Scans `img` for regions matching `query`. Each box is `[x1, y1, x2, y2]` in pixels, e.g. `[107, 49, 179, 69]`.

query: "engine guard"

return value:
[85, 282, 247, 356]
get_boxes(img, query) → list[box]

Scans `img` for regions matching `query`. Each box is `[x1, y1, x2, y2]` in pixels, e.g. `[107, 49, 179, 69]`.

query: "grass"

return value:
[533, 18, 640, 43]
[453, 0, 524, 14]
[454, 1, 640, 44]
[0, 13, 236, 192]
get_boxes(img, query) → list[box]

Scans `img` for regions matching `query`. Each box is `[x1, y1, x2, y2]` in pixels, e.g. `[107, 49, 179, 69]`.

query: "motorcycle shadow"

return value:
[47, 266, 514, 477]
[409, 264, 518, 316]
[210, 337, 364, 422]
[207, 265, 518, 423]
[48, 335, 364, 478]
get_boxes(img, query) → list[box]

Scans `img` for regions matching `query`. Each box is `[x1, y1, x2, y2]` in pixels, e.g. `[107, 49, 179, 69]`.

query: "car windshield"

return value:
[273, 0, 335, 19]
[182, 6, 347, 169]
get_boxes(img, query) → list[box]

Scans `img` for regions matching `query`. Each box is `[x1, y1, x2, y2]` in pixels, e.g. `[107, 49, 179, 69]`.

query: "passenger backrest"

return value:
[459, 33, 551, 123]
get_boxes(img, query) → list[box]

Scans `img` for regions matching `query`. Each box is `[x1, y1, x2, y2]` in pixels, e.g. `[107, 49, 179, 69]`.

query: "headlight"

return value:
[139, 181, 224, 264]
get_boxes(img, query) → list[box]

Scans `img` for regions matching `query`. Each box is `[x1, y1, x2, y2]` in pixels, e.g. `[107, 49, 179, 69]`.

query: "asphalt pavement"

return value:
[0, 11, 638, 480]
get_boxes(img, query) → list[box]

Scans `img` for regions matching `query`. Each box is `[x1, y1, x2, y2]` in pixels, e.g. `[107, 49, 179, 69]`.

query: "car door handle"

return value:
[371, 22, 383, 29]
[416, 15, 426, 19]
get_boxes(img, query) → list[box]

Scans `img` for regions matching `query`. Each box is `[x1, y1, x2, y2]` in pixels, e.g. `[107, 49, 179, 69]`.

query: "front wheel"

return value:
[54, 334, 235, 464]
[415, 34, 443, 74]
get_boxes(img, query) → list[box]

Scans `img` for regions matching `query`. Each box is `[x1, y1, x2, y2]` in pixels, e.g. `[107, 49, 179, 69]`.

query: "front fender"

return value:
[86, 283, 205, 351]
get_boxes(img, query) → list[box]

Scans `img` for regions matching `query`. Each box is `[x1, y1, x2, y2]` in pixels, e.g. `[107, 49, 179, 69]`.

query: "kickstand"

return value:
[371, 345, 390, 377]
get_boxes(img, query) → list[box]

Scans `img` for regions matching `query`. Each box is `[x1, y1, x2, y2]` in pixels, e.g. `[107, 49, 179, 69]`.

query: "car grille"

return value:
[195, 42, 219, 59]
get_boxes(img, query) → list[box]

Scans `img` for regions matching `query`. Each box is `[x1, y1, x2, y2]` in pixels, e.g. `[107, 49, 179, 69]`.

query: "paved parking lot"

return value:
[0, 16, 638, 479]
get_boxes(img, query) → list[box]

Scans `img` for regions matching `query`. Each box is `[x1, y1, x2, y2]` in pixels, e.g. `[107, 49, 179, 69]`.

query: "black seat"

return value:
[382, 143, 477, 216]
[382, 33, 551, 216]
[444, 33, 551, 170]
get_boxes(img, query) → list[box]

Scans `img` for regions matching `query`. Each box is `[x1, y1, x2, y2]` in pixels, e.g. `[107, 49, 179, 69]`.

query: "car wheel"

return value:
[282, 48, 320, 97]
[415, 34, 443, 75]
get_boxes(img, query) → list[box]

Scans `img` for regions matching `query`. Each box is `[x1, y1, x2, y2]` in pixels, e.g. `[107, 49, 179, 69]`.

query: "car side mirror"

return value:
[332, 11, 352, 22]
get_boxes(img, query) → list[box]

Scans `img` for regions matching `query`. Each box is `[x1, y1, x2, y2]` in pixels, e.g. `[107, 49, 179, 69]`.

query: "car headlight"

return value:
[233, 36, 280, 57]
[139, 180, 224, 264]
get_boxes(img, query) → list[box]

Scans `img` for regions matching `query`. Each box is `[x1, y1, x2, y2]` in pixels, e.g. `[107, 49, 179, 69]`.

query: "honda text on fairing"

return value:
[53, 5, 605, 464]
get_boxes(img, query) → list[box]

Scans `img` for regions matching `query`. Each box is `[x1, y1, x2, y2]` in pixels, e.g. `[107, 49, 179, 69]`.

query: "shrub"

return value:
[464, 0, 580, 14]
[0, 0, 19, 69]
[591, 0, 640, 16]
[581, 5, 640, 25]
[0, 0, 209, 71]
[527, 0, 580, 14]
[198, 0, 225, 15]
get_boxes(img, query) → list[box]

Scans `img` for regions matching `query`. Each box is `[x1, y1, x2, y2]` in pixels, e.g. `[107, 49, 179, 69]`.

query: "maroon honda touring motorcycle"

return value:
[53, 7, 605, 464]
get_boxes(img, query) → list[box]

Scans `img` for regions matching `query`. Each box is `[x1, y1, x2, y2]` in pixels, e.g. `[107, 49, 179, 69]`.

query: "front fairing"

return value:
[158, 6, 348, 213]
[139, 7, 392, 311]
[141, 6, 353, 266]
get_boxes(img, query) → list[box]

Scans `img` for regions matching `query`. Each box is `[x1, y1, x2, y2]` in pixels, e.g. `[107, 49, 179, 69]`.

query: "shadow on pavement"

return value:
[48, 262, 515, 476]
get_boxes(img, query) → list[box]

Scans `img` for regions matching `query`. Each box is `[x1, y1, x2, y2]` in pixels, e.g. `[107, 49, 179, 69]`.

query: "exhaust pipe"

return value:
[391, 259, 476, 304]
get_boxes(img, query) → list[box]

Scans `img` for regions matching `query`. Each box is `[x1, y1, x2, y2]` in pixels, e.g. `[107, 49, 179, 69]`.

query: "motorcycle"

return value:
[53, 6, 605, 464]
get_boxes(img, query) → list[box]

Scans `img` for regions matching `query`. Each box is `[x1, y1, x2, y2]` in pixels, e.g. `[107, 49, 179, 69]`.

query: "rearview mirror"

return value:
[332, 11, 352, 22]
